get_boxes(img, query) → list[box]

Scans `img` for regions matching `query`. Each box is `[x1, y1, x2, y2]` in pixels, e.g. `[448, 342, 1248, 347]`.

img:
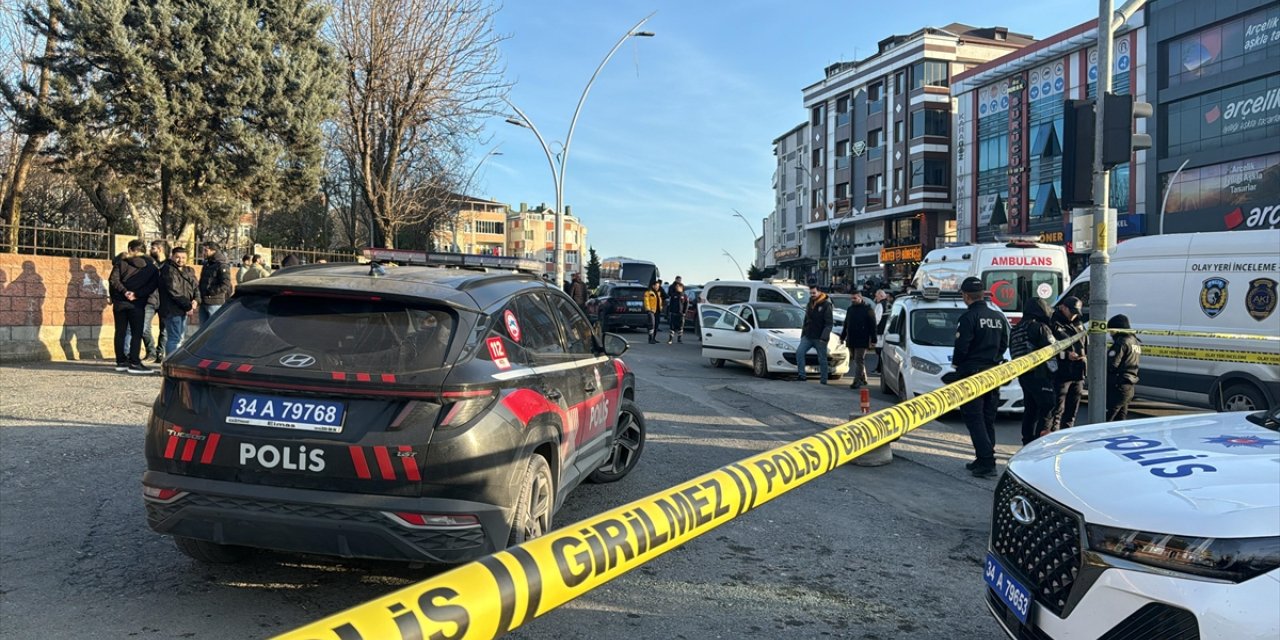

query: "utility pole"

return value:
[1087, 0, 1148, 425]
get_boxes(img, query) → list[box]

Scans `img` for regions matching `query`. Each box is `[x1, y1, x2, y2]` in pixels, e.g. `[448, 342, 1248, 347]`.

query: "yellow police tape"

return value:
[1140, 344, 1280, 366]
[1102, 327, 1280, 342]
[273, 334, 1083, 640]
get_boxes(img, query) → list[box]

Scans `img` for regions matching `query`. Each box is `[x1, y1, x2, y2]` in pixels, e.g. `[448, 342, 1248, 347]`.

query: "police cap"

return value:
[960, 277, 984, 293]
[1059, 296, 1083, 314]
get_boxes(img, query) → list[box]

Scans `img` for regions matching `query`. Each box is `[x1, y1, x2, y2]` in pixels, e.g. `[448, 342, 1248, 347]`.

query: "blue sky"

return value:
[477, 0, 1095, 284]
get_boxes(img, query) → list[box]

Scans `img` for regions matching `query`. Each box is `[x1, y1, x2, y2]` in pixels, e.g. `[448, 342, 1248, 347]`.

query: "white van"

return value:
[912, 241, 1070, 322]
[700, 279, 808, 308]
[880, 289, 1022, 412]
[1061, 229, 1280, 411]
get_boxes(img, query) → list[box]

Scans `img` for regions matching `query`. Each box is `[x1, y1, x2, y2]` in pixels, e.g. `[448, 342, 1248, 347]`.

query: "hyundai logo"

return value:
[1009, 495, 1037, 525]
[279, 353, 316, 368]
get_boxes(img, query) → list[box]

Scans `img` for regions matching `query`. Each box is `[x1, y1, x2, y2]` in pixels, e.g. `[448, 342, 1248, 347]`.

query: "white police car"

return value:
[985, 409, 1280, 638]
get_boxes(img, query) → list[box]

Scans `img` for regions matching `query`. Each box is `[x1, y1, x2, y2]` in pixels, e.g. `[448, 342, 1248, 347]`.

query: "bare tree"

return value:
[0, 2, 55, 251]
[329, 0, 507, 249]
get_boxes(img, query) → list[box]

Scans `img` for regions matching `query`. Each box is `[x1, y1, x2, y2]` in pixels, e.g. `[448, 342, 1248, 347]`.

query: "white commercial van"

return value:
[700, 279, 808, 308]
[912, 241, 1070, 322]
[1061, 229, 1280, 411]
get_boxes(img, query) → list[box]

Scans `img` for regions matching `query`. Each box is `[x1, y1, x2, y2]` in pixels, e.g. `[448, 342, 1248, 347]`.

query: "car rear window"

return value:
[706, 285, 749, 304]
[187, 294, 458, 372]
[610, 287, 646, 300]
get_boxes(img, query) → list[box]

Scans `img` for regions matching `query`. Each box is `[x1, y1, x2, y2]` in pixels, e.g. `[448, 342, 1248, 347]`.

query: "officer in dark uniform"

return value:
[951, 276, 1010, 478]
[1105, 314, 1141, 421]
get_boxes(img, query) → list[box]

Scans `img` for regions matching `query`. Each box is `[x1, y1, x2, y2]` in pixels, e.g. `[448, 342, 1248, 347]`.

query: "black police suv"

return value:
[143, 264, 645, 564]
[585, 281, 651, 332]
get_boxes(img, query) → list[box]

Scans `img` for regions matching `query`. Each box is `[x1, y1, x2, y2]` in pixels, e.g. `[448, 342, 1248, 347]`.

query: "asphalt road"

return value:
[0, 333, 1203, 639]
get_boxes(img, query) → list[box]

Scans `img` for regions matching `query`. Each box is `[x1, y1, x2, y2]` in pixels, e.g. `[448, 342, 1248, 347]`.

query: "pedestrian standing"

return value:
[108, 239, 160, 374]
[666, 276, 688, 344]
[1046, 296, 1087, 431]
[952, 277, 1010, 478]
[643, 280, 664, 344]
[840, 290, 876, 388]
[198, 242, 233, 325]
[237, 255, 253, 285]
[872, 290, 892, 374]
[141, 239, 169, 362]
[159, 246, 200, 358]
[1105, 314, 1141, 422]
[1010, 298, 1056, 444]
[565, 272, 589, 309]
[241, 254, 270, 283]
[796, 283, 833, 383]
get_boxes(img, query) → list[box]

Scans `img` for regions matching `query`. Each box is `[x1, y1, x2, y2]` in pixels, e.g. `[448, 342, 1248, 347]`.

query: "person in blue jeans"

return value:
[796, 283, 834, 383]
[159, 246, 201, 357]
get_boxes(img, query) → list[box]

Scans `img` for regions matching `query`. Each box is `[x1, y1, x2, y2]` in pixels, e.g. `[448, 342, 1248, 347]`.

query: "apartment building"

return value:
[799, 24, 1033, 291]
[432, 196, 510, 255]
[505, 203, 589, 278]
[765, 122, 809, 278]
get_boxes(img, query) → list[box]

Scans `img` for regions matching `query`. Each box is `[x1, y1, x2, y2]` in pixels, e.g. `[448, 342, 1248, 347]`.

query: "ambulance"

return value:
[911, 241, 1070, 322]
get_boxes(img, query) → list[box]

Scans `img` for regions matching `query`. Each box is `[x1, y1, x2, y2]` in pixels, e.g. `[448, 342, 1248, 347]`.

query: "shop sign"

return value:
[774, 246, 800, 261]
[880, 245, 923, 263]
[1038, 230, 1064, 243]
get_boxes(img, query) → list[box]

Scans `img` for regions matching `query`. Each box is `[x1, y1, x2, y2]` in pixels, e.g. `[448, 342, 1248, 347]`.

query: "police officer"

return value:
[1105, 314, 1141, 421]
[951, 276, 1010, 478]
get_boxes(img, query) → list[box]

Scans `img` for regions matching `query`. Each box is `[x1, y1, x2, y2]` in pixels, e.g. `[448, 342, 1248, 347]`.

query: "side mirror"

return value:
[601, 332, 629, 357]
[885, 333, 901, 345]
[735, 322, 750, 332]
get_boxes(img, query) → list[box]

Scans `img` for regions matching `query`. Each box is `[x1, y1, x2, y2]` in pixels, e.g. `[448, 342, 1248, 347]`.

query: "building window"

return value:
[894, 122, 904, 143]
[866, 174, 884, 196]
[910, 158, 948, 188]
[868, 128, 883, 148]
[1162, 152, 1278, 215]
[911, 60, 950, 90]
[894, 168, 904, 192]
[1164, 74, 1280, 157]
[867, 82, 885, 114]
[836, 182, 849, 199]
[812, 148, 824, 169]
[475, 220, 505, 235]
[910, 108, 950, 138]
[894, 71, 905, 94]
[1164, 5, 1280, 88]
[835, 139, 849, 169]
[811, 104, 825, 126]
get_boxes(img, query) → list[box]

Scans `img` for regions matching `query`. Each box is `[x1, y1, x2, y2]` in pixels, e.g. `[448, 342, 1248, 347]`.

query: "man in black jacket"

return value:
[1010, 298, 1056, 444]
[1106, 314, 1141, 421]
[797, 284, 834, 384]
[1047, 296, 1087, 431]
[665, 276, 689, 344]
[198, 241, 233, 324]
[952, 277, 1010, 477]
[840, 291, 877, 388]
[159, 246, 201, 358]
[141, 239, 169, 362]
[108, 239, 160, 374]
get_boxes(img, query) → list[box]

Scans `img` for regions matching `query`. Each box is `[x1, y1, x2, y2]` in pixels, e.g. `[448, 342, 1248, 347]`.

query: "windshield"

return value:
[983, 270, 1063, 313]
[187, 294, 457, 372]
[621, 264, 657, 285]
[777, 284, 809, 305]
[754, 306, 805, 329]
[911, 308, 964, 347]
[609, 286, 646, 300]
[828, 294, 852, 309]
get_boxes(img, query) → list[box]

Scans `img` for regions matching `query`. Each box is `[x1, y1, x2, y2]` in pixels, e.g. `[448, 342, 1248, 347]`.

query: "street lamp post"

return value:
[506, 14, 655, 287]
[730, 208, 762, 268]
[452, 147, 502, 253]
[721, 249, 745, 279]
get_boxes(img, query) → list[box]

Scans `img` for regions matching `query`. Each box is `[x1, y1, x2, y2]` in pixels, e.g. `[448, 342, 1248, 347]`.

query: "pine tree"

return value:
[586, 247, 601, 289]
[20, 0, 337, 238]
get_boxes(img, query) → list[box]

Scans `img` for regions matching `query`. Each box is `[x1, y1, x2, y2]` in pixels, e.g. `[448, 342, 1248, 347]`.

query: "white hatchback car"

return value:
[880, 291, 1022, 412]
[985, 409, 1280, 639]
[699, 302, 850, 379]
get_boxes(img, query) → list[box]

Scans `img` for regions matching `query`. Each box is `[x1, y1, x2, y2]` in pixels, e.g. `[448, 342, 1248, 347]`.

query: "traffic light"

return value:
[1061, 98, 1095, 208]
[1101, 92, 1153, 168]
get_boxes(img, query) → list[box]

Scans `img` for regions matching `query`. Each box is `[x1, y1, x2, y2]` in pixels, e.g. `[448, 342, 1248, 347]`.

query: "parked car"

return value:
[144, 263, 645, 565]
[828, 293, 853, 332]
[985, 408, 1280, 639]
[684, 286, 703, 332]
[699, 302, 849, 378]
[700, 279, 808, 308]
[586, 281, 651, 332]
[880, 290, 1022, 412]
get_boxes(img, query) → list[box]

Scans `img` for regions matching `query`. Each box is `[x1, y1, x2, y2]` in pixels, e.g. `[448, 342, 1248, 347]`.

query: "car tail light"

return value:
[437, 393, 497, 429]
[385, 512, 480, 529]
[142, 485, 188, 503]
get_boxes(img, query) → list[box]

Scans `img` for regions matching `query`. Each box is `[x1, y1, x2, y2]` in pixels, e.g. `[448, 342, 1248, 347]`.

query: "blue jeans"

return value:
[199, 304, 222, 325]
[795, 336, 829, 382]
[163, 314, 188, 357]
